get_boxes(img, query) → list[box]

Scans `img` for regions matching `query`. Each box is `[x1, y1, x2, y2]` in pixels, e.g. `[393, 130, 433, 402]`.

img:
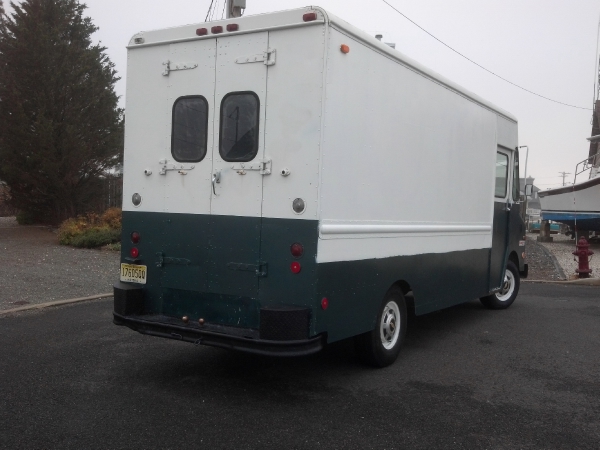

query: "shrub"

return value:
[69, 227, 121, 249]
[101, 207, 122, 229]
[16, 211, 36, 225]
[57, 208, 122, 248]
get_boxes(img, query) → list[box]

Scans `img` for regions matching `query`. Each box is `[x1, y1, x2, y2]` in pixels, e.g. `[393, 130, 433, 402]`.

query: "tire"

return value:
[480, 260, 520, 310]
[355, 286, 407, 367]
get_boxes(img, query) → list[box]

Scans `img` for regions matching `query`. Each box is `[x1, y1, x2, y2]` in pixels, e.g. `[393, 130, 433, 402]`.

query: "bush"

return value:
[69, 227, 121, 248]
[16, 211, 36, 225]
[58, 208, 122, 248]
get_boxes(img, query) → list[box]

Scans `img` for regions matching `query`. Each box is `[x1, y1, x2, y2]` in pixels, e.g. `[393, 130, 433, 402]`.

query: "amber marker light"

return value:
[340, 44, 350, 54]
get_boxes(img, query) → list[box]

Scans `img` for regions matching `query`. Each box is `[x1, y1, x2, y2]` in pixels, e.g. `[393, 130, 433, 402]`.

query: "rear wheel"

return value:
[480, 260, 520, 309]
[355, 287, 407, 367]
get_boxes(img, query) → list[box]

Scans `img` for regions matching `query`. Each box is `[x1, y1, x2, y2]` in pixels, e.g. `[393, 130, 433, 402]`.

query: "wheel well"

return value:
[509, 251, 519, 267]
[391, 280, 414, 313]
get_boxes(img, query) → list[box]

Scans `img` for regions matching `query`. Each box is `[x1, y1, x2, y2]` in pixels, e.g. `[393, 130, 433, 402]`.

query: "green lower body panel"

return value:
[117, 211, 498, 349]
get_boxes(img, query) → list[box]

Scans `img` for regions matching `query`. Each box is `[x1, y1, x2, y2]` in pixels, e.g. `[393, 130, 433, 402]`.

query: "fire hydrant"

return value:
[573, 236, 594, 278]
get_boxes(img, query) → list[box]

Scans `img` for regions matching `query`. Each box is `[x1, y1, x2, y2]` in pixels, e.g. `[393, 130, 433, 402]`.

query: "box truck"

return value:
[114, 6, 528, 366]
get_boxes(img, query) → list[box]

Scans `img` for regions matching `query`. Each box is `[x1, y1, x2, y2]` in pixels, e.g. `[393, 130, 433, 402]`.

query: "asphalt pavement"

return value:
[1, 283, 598, 449]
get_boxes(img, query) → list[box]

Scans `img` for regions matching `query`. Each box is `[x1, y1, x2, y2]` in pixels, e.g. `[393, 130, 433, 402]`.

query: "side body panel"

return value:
[316, 27, 512, 341]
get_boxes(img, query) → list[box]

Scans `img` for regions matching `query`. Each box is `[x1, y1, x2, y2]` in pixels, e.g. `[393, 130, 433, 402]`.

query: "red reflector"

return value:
[303, 12, 317, 22]
[211, 26, 223, 34]
[321, 298, 329, 310]
[226, 24, 239, 32]
[290, 262, 301, 274]
[130, 247, 139, 259]
[196, 28, 208, 36]
[290, 243, 304, 258]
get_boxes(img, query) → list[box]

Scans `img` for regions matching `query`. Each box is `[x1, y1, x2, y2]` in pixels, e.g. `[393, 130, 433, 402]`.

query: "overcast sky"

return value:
[5, 0, 600, 188]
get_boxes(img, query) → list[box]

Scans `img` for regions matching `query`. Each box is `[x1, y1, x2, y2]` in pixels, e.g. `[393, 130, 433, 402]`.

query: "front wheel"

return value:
[355, 287, 407, 367]
[480, 260, 520, 309]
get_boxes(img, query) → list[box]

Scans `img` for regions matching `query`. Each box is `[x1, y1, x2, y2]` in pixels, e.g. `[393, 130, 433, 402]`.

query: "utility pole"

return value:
[558, 171, 571, 186]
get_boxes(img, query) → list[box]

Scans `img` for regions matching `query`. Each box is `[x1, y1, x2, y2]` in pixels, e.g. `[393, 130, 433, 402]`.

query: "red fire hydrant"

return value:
[573, 236, 594, 278]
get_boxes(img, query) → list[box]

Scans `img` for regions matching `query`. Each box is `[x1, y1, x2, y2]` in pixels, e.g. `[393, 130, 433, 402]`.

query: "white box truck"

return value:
[114, 6, 528, 366]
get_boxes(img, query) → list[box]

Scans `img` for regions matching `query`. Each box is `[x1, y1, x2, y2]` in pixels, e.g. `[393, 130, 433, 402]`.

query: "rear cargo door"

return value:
[159, 39, 217, 293]
[207, 32, 269, 297]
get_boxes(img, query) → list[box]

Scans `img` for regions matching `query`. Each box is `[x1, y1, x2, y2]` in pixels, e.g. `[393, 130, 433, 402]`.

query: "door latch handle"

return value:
[505, 203, 512, 212]
[212, 171, 221, 195]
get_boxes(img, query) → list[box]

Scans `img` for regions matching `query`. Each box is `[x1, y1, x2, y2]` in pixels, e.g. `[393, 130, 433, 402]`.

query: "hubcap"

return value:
[380, 301, 401, 349]
[496, 269, 515, 302]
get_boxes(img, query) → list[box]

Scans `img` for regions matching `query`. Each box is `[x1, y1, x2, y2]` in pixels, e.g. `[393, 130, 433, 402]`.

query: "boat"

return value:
[539, 102, 600, 232]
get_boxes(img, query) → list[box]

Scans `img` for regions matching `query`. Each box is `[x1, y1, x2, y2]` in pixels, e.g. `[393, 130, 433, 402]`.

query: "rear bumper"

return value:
[113, 281, 324, 357]
[113, 312, 324, 357]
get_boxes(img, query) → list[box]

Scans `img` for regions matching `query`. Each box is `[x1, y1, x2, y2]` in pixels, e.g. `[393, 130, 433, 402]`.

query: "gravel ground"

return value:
[536, 232, 600, 279]
[0, 219, 119, 310]
[525, 235, 564, 281]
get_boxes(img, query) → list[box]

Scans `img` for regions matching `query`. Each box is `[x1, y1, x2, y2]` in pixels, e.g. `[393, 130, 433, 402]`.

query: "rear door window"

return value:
[171, 96, 209, 162]
[219, 92, 260, 162]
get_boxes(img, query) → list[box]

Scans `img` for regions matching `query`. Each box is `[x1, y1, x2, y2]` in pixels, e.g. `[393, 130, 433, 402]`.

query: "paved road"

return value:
[1, 283, 598, 449]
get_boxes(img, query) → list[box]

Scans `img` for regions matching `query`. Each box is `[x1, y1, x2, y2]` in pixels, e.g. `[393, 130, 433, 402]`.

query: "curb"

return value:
[0, 293, 113, 316]
[522, 278, 600, 286]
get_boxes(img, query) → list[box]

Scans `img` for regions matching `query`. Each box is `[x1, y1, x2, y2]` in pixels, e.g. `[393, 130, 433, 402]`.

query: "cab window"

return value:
[171, 96, 208, 162]
[219, 92, 259, 162]
[495, 152, 509, 198]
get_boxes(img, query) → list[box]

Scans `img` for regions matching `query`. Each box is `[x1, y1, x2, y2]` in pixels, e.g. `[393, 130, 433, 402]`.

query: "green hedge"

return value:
[67, 228, 121, 249]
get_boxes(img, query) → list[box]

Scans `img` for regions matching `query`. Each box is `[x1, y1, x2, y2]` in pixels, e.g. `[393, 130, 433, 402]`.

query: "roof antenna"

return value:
[226, 0, 246, 19]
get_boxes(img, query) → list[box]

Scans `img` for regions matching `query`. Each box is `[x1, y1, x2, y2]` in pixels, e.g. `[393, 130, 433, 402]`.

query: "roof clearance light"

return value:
[290, 262, 301, 274]
[340, 44, 350, 54]
[211, 26, 223, 34]
[196, 28, 208, 36]
[303, 12, 317, 22]
[130, 247, 139, 259]
[226, 24, 239, 32]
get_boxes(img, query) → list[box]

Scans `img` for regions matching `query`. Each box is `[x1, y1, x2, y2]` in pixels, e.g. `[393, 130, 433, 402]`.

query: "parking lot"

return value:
[1, 282, 598, 449]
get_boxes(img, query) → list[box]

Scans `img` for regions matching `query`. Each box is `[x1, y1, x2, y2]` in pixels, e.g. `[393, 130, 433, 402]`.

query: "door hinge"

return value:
[227, 261, 268, 277]
[230, 159, 271, 175]
[235, 48, 276, 66]
[162, 60, 199, 76]
[158, 159, 196, 175]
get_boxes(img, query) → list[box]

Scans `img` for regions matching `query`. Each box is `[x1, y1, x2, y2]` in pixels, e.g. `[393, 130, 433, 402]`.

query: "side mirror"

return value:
[525, 184, 533, 197]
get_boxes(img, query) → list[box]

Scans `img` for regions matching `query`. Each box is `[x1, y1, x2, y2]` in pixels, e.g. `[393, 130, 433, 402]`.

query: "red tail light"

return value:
[130, 247, 139, 259]
[321, 298, 329, 310]
[196, 28, 208, 36]
[211, 26, 223, 34]
[226, 24, 239, 32]
[290, 262, 301, 274]
[303, 12, 317, 22]
[130, 232, 140, 244]
[290, 243, 304, 258]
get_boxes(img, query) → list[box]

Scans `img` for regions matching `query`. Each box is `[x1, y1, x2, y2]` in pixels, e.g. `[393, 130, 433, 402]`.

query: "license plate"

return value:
[120, 263, 147, 284]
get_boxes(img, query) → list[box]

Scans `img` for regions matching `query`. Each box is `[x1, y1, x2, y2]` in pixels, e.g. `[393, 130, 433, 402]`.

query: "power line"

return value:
[380, 0, 593, 111]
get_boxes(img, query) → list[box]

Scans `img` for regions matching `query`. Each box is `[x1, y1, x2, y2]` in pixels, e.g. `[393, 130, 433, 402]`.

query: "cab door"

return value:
[489, 148, 513, 290]
[207, 32, 269, 297]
